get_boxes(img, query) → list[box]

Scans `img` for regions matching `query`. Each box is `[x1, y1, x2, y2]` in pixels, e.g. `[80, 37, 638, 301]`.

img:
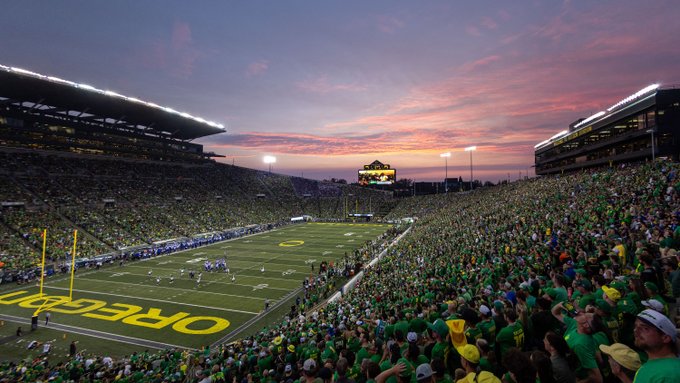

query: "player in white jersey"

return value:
[261, 265, 265, 273]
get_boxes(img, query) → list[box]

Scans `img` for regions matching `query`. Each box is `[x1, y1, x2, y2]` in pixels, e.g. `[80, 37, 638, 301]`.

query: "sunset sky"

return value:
[1, 1, 679, 183]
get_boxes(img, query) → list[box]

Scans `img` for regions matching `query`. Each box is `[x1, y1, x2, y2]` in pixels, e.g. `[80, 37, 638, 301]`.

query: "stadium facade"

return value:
[535, 84, 680, 175]
[0, 65, 225, 162]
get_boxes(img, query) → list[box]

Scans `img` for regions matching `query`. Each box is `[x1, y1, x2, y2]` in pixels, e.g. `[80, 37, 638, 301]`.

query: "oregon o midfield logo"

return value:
[279, 240, 304, 247]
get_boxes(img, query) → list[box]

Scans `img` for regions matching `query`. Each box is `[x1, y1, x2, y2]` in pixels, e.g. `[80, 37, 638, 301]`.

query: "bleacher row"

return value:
[0, 148, 395, 275]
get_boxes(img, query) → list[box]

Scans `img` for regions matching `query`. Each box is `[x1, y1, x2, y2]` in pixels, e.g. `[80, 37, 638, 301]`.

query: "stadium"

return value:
[1, 67, 680, 383]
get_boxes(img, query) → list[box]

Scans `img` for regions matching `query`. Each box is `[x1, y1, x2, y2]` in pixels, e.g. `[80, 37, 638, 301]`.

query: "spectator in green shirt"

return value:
[551, 301, 603, 383]
[495, 310, 524, 360]
[633, 309, 680, 383]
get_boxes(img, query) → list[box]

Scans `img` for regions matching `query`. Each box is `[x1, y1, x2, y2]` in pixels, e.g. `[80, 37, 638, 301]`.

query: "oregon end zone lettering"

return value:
[0, 291, 230, 335]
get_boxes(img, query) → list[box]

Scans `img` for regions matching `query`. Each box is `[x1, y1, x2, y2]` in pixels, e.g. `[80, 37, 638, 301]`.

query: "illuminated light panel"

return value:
[464, 146, 477, 152]
[606, 84, 659, 112]
[534, 139, 550, 149]
[550, 130, 569, 140]
[440, 152, 451, 158]
[573, 111, 605, 129]
[1, 64, 225, 130]
[263, 155, 277, 164]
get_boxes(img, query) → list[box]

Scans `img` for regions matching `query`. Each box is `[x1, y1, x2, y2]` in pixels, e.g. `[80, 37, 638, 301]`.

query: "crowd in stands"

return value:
[1, 160, 680, 382]
[0, 148, 393, 278]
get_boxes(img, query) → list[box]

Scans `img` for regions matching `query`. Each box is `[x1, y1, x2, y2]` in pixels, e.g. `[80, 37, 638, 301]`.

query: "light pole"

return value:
[263, 155, 276, 173]
[440, 152, 451, 193]
[464, 146, 476, 190]
[646, 129, 655, 161]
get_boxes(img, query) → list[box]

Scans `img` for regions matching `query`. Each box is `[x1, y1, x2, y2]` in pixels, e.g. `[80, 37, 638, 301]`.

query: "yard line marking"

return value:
[45, 286, 260, 314]
[64, 277, 273, 301]
[90, 271, 295, 289]
[0, 313, 193, 350]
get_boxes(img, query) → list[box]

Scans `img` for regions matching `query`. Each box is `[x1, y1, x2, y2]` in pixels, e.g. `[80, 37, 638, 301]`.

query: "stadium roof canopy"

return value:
[0, 65, 225, 140]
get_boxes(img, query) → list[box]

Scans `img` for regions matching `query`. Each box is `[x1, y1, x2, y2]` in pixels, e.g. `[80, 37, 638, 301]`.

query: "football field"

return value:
[0, 222, 392, 356]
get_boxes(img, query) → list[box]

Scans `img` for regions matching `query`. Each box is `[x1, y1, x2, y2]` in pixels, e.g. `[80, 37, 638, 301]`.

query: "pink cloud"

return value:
[296, 75, 367, 94]
[465, 25, 481, 37]
[128, 21, 205, 78]
[376, 15, 404, 34]
[246, 60, 269, 77]
[171, 22, 192, 49]
[481, 17, 498, 30]
[460, 55, 502, 72]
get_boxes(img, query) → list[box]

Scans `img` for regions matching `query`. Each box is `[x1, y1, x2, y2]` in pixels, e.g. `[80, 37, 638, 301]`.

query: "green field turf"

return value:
[0, 222, 391, 359]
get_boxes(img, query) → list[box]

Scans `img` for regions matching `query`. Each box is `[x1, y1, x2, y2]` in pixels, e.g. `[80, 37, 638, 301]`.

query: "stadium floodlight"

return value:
[606, 84, 659, 112]
[464, 146, 476, 190]
[264, 155, 277, 173]
[440, 152, 451, 193]
[573, 111, 606, 129]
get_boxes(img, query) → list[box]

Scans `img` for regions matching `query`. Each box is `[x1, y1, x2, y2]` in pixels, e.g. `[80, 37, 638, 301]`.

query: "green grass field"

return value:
[0, 222, 391, 361]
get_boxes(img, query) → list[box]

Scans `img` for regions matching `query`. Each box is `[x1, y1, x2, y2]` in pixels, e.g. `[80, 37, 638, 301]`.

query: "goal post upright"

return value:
[69, 230, 78, 302]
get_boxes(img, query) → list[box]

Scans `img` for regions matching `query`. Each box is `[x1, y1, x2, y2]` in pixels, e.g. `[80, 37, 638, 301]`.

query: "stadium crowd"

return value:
[2, 160, 680, 383]
[0, 149, 393, 280]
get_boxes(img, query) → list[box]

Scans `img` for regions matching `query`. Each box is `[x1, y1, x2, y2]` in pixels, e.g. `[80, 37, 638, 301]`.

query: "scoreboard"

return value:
[358, 160, 396, 185]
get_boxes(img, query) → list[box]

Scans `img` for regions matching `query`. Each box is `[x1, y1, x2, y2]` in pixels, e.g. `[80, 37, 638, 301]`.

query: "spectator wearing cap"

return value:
[303, 339, 320, 363]
[478, 305, 496, 347]
[286, 344, 298, 365]
[598, 343, 640, 383]
[257, 347, 273, 374]
[551, 301, 603, 383]
[301, 358, 318, 383]
[572, 278, 593, 306]
[641, 299, 665, 314]
[283, 363, 297, 381]
[455, 344, 500, 383]
[594, 299, 620, 344]
[427, 320, 450, 369]
[415, 363, 435, 383]
[633, 309, 680, 382]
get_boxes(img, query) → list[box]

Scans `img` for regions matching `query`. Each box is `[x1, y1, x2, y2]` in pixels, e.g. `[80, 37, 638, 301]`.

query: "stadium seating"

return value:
[0, 148, 394, 277]
[1, 156, 679, 383]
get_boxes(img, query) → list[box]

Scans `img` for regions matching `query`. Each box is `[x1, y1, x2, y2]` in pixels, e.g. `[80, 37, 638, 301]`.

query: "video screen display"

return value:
[358, 169, 396, 185]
